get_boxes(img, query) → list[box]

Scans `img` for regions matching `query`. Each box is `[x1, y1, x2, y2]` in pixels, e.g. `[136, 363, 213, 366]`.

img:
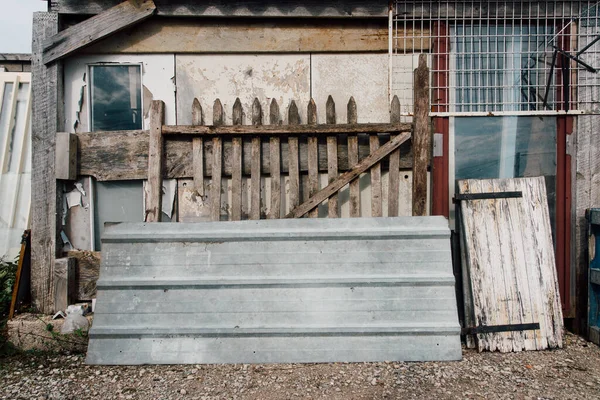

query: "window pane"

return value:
[90, 65, 142, 131]
[455, 116, 557, 232]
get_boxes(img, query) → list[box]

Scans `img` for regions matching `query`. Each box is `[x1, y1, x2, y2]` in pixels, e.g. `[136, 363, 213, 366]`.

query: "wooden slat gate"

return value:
[145, 93, 423, 222]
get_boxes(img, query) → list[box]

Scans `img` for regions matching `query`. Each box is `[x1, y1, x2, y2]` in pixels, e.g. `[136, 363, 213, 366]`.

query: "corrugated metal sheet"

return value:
[87, 217, 461, 365]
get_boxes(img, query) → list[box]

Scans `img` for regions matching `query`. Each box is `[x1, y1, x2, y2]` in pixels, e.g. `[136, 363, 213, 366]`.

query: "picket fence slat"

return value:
[211, 99, 224, 221]
[307, 99, 319, 219]
[147, 95, 419, 222]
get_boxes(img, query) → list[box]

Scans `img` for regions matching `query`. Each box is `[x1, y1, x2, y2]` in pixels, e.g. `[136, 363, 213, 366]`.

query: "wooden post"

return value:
[307, 99, 319, 218]
[370, 135, 382, 217]
[192, 98, 204, 196]
[53, 257, 76, 312]
[347, 97, 360, 218]
[211, 99, 224, 221]
[145, 100, 165, 222]
[55, 132, 77, 180]
[388, 96, 402, 217]
[413, 54, 430, 216]
[31, 12, 64, 313]
[288, 101, 300, 211]
[269, 99, 281, 219]
[250, 98, 262, 220]
[231, 98, 243, 221]
[326, 96, 338, 218]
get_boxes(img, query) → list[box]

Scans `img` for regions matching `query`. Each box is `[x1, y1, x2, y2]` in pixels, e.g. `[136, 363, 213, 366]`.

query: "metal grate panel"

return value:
[392, 1, 600, 116]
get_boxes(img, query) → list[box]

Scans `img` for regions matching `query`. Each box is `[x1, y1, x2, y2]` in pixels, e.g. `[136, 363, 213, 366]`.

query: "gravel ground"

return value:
[1, 332, 599, 400]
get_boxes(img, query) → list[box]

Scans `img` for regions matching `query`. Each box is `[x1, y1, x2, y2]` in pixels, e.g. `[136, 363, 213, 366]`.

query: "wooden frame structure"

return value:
[30, 1, 433, 314]
[144, 95, 418, 223]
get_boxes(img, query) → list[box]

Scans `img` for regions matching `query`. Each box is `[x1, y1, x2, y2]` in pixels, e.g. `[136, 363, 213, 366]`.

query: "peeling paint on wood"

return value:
[64, 55, 176, 132]
[459, 177, 564, 352]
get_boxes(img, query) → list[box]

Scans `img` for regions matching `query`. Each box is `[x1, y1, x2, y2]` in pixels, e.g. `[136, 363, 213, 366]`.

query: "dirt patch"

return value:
[1, 333, 599, 400]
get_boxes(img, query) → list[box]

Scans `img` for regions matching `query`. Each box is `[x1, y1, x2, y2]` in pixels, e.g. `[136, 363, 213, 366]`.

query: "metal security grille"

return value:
[391, 1, 600, 116]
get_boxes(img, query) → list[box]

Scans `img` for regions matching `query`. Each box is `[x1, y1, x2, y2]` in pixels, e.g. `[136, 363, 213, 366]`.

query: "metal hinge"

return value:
[453, 191, 523, 203]
[461, 323, 540, 336]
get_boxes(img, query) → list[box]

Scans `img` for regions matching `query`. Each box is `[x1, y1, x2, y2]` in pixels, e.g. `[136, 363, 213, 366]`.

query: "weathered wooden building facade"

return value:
[31, 0, 600, 334]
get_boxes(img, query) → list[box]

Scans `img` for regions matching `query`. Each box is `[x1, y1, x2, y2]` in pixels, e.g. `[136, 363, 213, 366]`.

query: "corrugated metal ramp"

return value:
[86, 217, 461, 365]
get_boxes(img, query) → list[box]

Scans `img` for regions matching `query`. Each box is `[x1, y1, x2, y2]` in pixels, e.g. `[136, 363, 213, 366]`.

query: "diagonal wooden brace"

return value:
[285, 132, 411, 219]
[42, 0, 157, 64]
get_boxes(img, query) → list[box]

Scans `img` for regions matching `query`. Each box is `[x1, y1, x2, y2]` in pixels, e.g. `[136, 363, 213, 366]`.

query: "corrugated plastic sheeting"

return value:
[459, 177, 563, 353]
[0, 72, 31, 260]
[87, 216, 461, 365]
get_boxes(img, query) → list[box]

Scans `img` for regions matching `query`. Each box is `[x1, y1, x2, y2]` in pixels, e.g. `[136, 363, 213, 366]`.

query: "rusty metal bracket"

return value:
[461, 323, 540, 335]
[453, 191, 523, 203]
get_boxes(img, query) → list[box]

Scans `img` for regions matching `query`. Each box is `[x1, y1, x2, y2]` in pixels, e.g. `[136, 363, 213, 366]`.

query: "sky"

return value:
[0, 0, 47, 53]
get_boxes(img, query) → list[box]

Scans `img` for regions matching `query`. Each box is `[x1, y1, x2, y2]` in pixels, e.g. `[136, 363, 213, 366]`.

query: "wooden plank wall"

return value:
[147, 95, 414, 221]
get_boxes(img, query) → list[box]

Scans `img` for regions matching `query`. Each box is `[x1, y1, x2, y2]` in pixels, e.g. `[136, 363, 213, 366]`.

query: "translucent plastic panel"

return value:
[7, 83, 30, 173]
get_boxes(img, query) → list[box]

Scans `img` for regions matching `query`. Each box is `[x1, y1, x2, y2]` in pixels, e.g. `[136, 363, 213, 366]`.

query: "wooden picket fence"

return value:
[145, 94, 421, 222]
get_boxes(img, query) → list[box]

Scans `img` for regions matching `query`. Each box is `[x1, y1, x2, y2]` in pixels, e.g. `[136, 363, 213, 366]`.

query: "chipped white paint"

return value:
[311, 54, 390, 124]
[64, 177, 93, 251]
[64, 54, 177, 132]
[459, 177, 563, 353]
[64, 55, 176, 245]
[175, 55, 311, 125]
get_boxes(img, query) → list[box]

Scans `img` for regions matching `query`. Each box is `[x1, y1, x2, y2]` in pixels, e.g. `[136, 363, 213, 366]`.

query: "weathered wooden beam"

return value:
[67, 250, 101, 301]
[412, 54, 431, 217]
[191, 98, 204, 196]
[162, 123, 411, 136]
[388, 95, 402, 217]
[0, 53, 32, 62]
[55, 132, 77, 180]
[231, 98, 243, 221]
[211, 99, 224, 221]
[49, 1, 389, 18]
[269, 99, 281, 219]
[287, 101, 300, 210]
[77, 130, 415, 181]
[145, 100, 165, 222]
[347, 97, 360, 218]
[53, 257, 76, 312]
[250, 98, 262, 220]
[83, 18, 398, 54]
[286, 132, 411, 219]
[43, 0, 156, 64]
[370, 134, 382, 217]
[32, 12, 64, 313]
[307, 99, 319, 218]
[326, 96, 338, 218]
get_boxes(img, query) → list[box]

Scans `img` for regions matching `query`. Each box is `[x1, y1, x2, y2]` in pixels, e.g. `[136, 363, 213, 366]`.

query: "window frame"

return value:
[87, 62, 144, 132]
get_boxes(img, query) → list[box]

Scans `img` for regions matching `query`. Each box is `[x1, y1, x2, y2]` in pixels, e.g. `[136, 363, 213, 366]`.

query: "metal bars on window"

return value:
[391, 1, 600, 116]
